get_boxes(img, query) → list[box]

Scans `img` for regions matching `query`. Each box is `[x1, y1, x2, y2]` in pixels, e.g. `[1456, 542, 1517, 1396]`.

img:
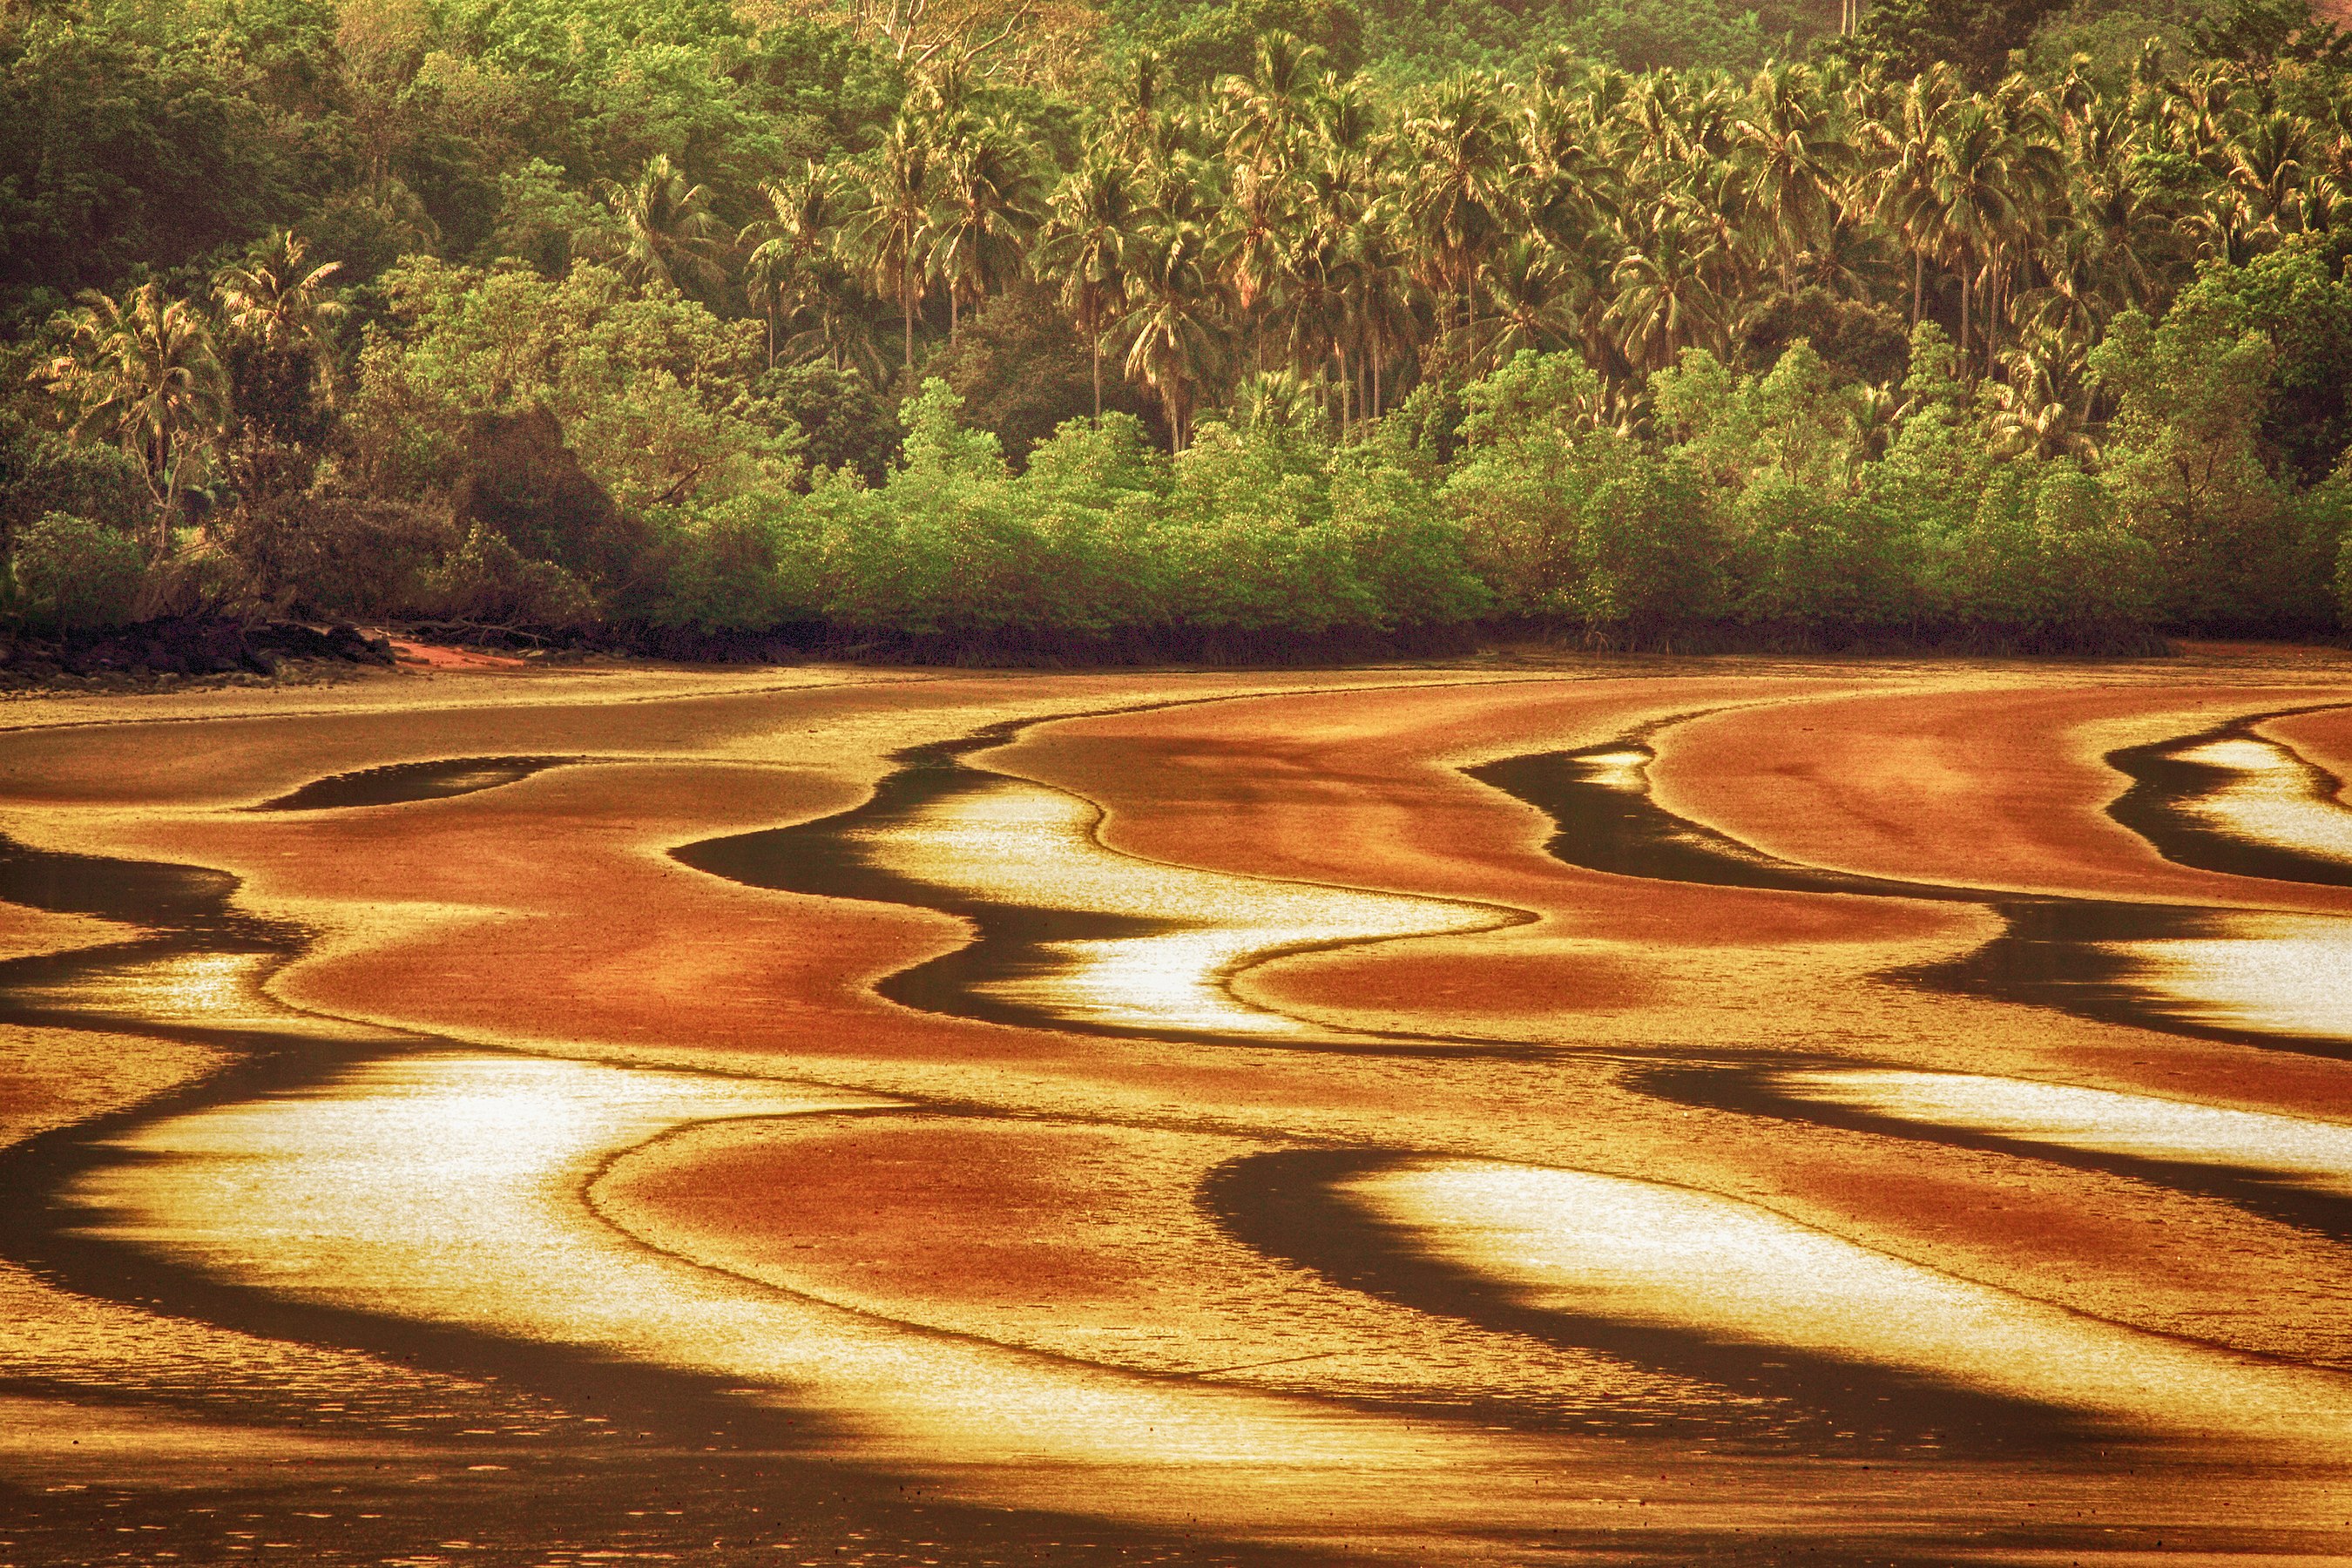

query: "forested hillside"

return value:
[8, 0, 2352, 655]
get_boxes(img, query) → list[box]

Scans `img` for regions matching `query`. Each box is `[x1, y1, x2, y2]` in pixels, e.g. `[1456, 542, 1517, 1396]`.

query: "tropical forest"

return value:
[10, 0, 2352, 656]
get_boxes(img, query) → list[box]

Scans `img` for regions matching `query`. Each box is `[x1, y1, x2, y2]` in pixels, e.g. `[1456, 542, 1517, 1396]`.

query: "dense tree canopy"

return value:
[7, 0, 2352, 647]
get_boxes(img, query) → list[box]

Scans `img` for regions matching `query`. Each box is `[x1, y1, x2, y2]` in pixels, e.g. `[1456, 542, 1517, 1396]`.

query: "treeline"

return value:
[8, 0, 2352, 652]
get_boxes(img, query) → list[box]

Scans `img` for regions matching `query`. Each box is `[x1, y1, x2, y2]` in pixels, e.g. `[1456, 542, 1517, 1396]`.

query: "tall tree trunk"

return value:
[902, 246, 915, 379]
[1985, 265, 2001, 379]
[1959, 270, 1971, 370]
[1911, 251, 1923, 328]
[1092, 331, 1103, 419]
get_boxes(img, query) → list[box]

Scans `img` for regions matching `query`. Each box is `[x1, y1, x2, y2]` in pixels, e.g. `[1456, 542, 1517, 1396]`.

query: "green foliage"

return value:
[756, 363, 904, 485]
[11, 0, 2352, 652]
[1445, 350, 1621, 615]
[654, 506, 802, 631]
[1835, 0, 2077, 83]
[2169, 244, 2352, 483]
[2088, 306, 2300, 625]
[1117, 0, 1367, 91]
[0, 416, 151, 549]
[1945, 458, 2159, 638]
[220, 490, 459, 618]
[12, 512, 147, 632]
[0, 17, 307, 313]
[423, 521, 598, 625]
[1566, 0, 1772, 73]
[350, 258, 797, 511]
[1656, 342, 1859, 491]
[1573, 457, 1725, 630]
[922, 285, 1146, 467]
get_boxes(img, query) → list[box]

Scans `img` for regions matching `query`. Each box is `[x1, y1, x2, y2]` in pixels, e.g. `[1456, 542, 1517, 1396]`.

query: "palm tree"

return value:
[1925, 96, 2061, 373]
[1735, 62, 1852, 292]
[742, 160, 851, 368]
[1402, 74, 1512, 335]
[1220, 30, 1323, 173]
[927, 116, 1041, 341]
[38, 283, 229, 556]
[1869, 66, 1966, 329]
[1989, 323, 2099, 460]
[212, 231, 348, 499]
[593, 154, 732, 296]
[842, 114, 937, 381]
[1345, 195, 1423, 420]
[1605, 207, 1729, 375]
[2065, 105, 2179, 314]
[1118, 222, 1221, 452]
[2220, 109, 2311, 247]
[1211, 156, 1294, 369]
[1463, 236, 1580, 371]
[213, 231, 347, 396]
[1036, 155, 1142, 416]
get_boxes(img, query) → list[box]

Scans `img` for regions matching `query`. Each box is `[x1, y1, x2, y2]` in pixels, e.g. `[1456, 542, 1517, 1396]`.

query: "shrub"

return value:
[654, 507, 801, 632]
[1574, 456, 1727, 632]
[422, 524, 598, 627]
[1949, 460, 2159, 641]
[221, 491, 460, 619]
[12, 511, 146, 632]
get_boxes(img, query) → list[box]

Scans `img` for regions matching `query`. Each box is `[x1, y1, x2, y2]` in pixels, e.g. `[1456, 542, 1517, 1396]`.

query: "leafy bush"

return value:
[1575, 456, 1725, 632]
[0, 417, 150, 550]
[222, 490, 461, 620]
[12, 512, 146, 632]
[1943, 460, 2159, 641]
[654, 507, 804, 632]
[422, 524, 598, 627]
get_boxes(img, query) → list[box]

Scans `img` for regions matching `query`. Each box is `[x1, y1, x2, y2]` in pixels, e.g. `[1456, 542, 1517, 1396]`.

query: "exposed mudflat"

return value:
[6, 650, 2352, 1564]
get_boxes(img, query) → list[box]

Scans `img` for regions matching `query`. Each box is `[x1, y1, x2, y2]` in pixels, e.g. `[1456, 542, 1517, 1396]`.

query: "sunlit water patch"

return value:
[2109, 719, 2352, 885]
[592, 1111, 1714, 1434]
[58, 1051, 1571, 1531]
[680, 744, 1514, 1046]
[1346, 1159, 2352, 1456]
[251, 756, 591, 813]
[1473, 738, 2352, 1056]
[1769, 1068, 2352, 1199]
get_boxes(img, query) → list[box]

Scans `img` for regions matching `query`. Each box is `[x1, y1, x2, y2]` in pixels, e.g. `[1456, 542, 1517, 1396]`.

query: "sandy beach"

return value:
[5, 648, 2352, 1563]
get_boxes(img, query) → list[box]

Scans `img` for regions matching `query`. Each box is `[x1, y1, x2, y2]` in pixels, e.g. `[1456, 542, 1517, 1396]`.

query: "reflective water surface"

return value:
[2108, 717, 2352, 884]
[251, 755, 591, 812]
[11, 676, 2352, 1564]
[1772, 1067, 2352, 1198]
[1479, 729, 2352, 1053]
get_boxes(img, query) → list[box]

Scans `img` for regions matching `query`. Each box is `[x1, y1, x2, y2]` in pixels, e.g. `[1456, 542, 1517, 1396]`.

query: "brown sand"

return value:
[9, 653, 2352, 1560]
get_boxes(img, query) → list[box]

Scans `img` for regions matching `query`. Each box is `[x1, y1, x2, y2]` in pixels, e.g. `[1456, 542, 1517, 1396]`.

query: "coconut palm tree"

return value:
[742, 160, 852, 368]
[39, 282, 230, 556]
[927, 116, 1041, 341]
[1344, 195, 1423, 420]
[1211, 156, 1294, 373]
[1606, 207, 1729, 375]
[842, 114, 938, 381]
[1735, 63, 1852, 292]
[1118, 221, 1220, 452]
[593, 154, 732, 296]
[1220, 30, 1324, 174]
[1037, 155, 1143, 416]
[1402, 74, 1513, 335]
[213, 232, 346, 380]
[1463, 236, 1581, 371]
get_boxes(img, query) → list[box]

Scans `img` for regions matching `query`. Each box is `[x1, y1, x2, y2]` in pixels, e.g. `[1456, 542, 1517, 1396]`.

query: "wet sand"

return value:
[6, 652, 2352, 1562]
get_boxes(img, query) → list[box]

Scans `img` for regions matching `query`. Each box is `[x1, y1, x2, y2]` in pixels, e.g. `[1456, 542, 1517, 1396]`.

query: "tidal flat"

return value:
[4, 648, 2352, 1565]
